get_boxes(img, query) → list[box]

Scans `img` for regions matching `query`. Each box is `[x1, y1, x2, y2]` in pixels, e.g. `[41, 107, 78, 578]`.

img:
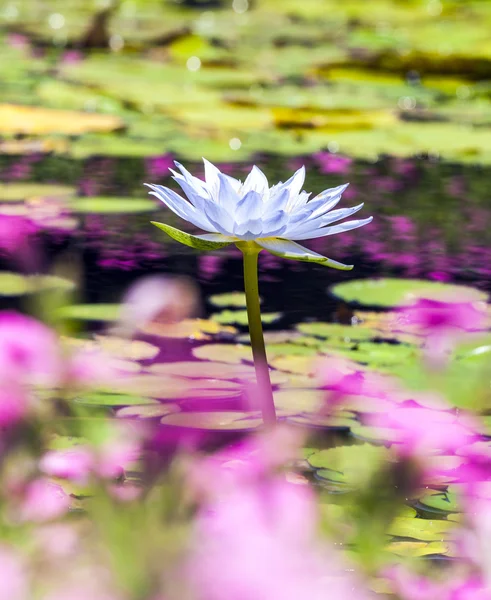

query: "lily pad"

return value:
[64, 336, 160, 361]
[417, 490, 460, 515]
[71, 197, 157, 214]
[273, 389, 324, 414]
[330, 278, 488, 308]
[209, 292, 253, 308]
[308, 444, 391, 488]
[56, 304, 121, 323]
[160, 411, 264, 431]
[386, 540, 450, 558]
[0, 103, 124, 135]
[211, 310, 282, 326]
[0, 273, 75, 297]
[192, 343, 253, 364]
[388, 517, 454, 542]
[150, 361, 288, 385]
[116, 404, 180, 419]
[296, 322, 380, 341]
[140, 318, 237, 341]
[0, 183, 75, 202]
[74, 392, 157, 407]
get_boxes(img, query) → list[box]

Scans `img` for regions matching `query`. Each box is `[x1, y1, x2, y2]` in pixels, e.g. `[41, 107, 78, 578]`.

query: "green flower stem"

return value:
[239, 242, 276, 426]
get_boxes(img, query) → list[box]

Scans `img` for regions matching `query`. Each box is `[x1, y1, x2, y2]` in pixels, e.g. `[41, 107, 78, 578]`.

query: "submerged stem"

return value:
[240, 244, 276, 426]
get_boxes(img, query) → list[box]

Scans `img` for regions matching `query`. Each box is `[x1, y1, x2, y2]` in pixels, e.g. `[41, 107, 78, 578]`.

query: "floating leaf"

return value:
[71, 197, 157, 214]
[116, 404, 180, 419]
[388, 517, 454, 542]
[273, 389, 324, 413]
[150, 361, 288, 384]
[296, 322, 379, 341]
[209, 292, 253, 308]
[211, 310, 282, 326]
[418, 490, 460, 514]
[308, 444, 391, 488]
[0, 183, 75, 202]
[0, 273, 75, 297]
[57, 304, 121, 323]
[74, 392, 157, 407]
[140, 318, 237, 341]
[330, 278, 487, 308]
[192, 344, 253, 364]
[64, 336, 159, 361]
[0, 103, 124, 135]
[386, 540, 449, 558]
[160, 411, 263, 431]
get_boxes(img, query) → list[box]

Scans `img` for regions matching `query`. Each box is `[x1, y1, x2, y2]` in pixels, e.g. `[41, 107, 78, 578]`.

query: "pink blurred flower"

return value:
[367, 404, 477, 459]
[188, 425, 303, 499]
[318, 359, 392, 411]
[34, 524, 79, 559]
[19, 479, 70, 522]
[0, 312, 62, 386]
[0, 546, 28, 600]
[40, 448, 94, 485]
[401, 297, 486, 368]
[313, 152, 353, 174]
[0, 384, 28, 428]
[145, 154, 174, 179]
[388, 566, 491, 600]
[96, 437, 140, 479]
[188, 477, 372, 600]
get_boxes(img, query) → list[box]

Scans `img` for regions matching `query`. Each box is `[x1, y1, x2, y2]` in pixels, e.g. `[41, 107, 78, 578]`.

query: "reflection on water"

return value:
[0, 152, 490, 318]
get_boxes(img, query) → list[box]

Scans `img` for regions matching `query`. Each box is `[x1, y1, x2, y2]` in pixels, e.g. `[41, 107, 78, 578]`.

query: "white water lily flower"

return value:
[147, 159, 372, 270]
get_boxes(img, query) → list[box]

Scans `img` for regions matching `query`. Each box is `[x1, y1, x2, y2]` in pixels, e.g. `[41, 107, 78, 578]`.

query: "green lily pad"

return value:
[0, 273, 75, 297]
[209, 292, 255, 308]
[388, 517, 454, 542]
[64, 336, 160, 362]
[0, 183, 75, 201]
[273, 389, 324, 414]
[71, 197, 158, 214]
[287, 414, 355, 430]
[330, 278, 488, 308]
[192, 343, 253, 364]
[296, 322, 379, 341]
[386, 540, 450, 557]
[74, 392, 157, 407]
[56, 304, 120, 323]
[269, 355, 317, 376]
[211, 310, 282, 326]
[116, 404, 180, 419]
[116, 373, 242, 399]
[140, 318, 237, 341]
[160, 411, 264, 431]
[149, 361, 287, 385]
[418, 490, 460, 514]
[308, 444, 391, 487]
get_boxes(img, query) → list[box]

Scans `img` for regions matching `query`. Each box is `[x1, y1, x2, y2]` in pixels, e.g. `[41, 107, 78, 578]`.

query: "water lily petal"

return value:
[236, 190, 263, 224]
[145, 184, 215, 231]
[203, 158, 222, 201]
[290, 216, 373, 240]
[173, 161, 210, 197]
[203, 201, 235, 236]
[171, 174, 210, 212]
[256, 237, 353, 270]
[286, 203, 365, 237]
[151, 222, 233, 250]
[218, 173, 241, 210]
[233, 218, 264, 239]
[242, 166, 269, 197]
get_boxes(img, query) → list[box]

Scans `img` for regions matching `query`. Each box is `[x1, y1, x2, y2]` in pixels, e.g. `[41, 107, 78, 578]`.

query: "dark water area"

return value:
[1, 151, 490, 324]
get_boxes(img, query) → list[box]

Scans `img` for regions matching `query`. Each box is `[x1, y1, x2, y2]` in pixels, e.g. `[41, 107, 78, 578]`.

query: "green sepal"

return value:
[151, 222, 233, 250]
